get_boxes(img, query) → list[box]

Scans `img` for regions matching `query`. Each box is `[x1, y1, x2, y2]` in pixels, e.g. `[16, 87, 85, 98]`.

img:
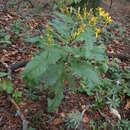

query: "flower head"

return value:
[95, 28, 101, 38]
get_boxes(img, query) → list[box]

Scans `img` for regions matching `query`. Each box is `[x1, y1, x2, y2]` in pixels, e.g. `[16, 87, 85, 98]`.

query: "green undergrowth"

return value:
[0, 80, 22, 104]
[0, 29, 11, 46]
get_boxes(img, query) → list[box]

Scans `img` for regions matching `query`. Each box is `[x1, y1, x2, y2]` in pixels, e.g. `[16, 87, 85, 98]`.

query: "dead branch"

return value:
[98, 109, 114, 127]
[8, 95, 28, 130]
[107, 53, 130, 61]
[10, 60, 29, 72]
[109, 0, 113, 9]
[81, 104, 93, 117]
[0, 60, 29, 74]
[0, 61, 12, 80]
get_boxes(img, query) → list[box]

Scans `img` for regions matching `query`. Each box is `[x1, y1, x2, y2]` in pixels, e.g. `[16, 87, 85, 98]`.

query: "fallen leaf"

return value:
[60, 112, 66, 118]
[110, 108, 121, 120]
[52, 118, 64, 125]
[124, 99, 130, 110]
[82, 114, 89, 123]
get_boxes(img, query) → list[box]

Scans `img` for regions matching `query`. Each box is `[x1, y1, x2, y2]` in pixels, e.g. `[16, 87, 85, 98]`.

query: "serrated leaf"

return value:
[55, 12, 73, 24]
[50, 20, 70, 40]
[46, 46, 66, 64]
[125, 88, 130, 96]
[23, 51, 48, 86]
[82, 44, 106, 61]
[24, 35, 41, 44]
[70, 59, 100, 87]
[48, 78, 64, 112]
[23, 46, 65, 87]
[76, 28, 106, 61]
[102, 63, 109, 73]
[50, 12, 74, 40]
[63, 46, 82, 58]
[77, 28, 96, 49]
[42, 63, 64, 87]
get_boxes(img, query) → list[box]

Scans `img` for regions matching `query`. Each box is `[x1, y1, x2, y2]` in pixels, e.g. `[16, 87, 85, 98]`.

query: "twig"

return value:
[107, 53, 129, 61]
[0, 61, 28, 129]
[109, 0, 113, 9]
[0, 61, 12, 80]
[81, 104, 93, 117]
[10, 60, 29, 72]
[8, 95, 28, 130]
[98, 109, 114, 127]
[0, 60, 29, 74]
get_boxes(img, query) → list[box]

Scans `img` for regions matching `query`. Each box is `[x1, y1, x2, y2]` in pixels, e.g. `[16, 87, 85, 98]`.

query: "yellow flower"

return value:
[95, 28, 101, 38]
[104, 12, 109, 17]
[98, 7, 109, 18]
[106, 16, 112, 23]
[89, 16, 97, 26]
[77, 25, 84, 34]
[83, 7, 87, 18]
[76, 7, 83, 20]
[97, 7, 112, 24]
[99, 10, 105, 17]
[98, 7, 104, 12]
[72, 24, 85, 38]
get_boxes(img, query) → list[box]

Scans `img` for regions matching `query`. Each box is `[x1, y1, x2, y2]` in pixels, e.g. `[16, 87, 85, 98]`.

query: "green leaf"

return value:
[46, 46, 66, 64]
[77, 28, 96, 49]
[0, 72, 7, 78]
[125, 87, 130, 96]
[50, 12, 74, 40]
[102, 63, 109, 73]
[23, 46, 65, 87]
[24, 35, 41, 44]
[23, 51, 48, 86]
[76, 28, 106, 61]
[48, 77, 64, 112]
[70, 58, 100, 87]
[42, 63, 64, 87]
[82, 44, 106, 61]
[0, 80, 14, 94]
[63, 46, 82, 58]
[50, 20, 70, 40]
[13, 90, 22, 103]
[55, 12, 74, 25]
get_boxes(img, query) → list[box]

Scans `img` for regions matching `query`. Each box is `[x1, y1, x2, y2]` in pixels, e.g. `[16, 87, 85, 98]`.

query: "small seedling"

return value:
[0, 80, 22, 103]
[65, 111, 82, 129]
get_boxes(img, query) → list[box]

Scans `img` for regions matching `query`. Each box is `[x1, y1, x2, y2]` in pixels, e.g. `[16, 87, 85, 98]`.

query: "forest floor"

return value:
[0, 0, 130, 130]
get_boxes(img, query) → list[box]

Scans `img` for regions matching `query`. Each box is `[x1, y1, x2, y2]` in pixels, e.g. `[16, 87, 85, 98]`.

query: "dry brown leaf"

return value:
[124, 99, 130, 110]
[82, 114, 89, 124]
[60, 112, 66, 118]
[110, 108, 121, 120]
[52, 118, 64, 125]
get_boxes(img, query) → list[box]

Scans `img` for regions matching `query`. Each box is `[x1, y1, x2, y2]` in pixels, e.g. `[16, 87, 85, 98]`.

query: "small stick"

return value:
[0, 61, 12, 80]
[109, 0, 113, 9]
[98, 109, 114, 127]
[8, 95, 28, 130]
[0, 61, 28, 129]
[81, 104, 93, 117]
[10, 60, 29, 72]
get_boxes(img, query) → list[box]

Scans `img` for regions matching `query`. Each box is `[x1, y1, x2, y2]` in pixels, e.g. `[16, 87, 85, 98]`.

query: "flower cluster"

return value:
[40, 25, 54, 47]
[58, 6, 112, 38]
[95, 28, 101, 38]
[88, 16, 97, 26]
[72, 24, 86, 38]
[97, 7, 112, 24]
